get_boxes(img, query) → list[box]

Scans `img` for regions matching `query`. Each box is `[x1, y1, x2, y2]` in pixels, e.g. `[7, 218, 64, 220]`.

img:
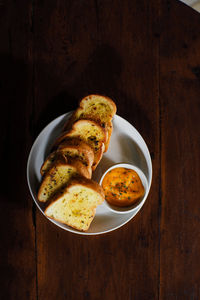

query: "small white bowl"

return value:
[99, 163, 149, 214]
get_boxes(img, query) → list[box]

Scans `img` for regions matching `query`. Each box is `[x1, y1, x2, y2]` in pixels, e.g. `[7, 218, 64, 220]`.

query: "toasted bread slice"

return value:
[40, 151, 59, 176]
[66, 157, 91, 179]
[44, 177, 105, 231]
[58, 138, 94, 168]
[41, 139, 94, 177]
[63, 94, 116, 152]
[38, 158, 91, 202]
[104, 121, 113, 152]
[38, 162, 77, 202]
[53, 120, 107, 170]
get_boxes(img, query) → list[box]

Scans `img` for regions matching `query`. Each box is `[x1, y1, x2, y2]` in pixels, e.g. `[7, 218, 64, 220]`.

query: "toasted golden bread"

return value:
[58, 138, 94, 169]
[53, 119, 107, 170]
[41, 139, 94, 178]
[40, 151, 59, 176]
[38, 158, 91, 202]
[63, 94, 116, 152]
[37, 95, 117, 231]
[44, 177, 104, 231]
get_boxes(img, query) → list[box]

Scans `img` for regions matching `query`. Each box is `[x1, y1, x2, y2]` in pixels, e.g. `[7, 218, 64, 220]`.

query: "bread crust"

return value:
[38, 161, 77, 202]
[40, 151, 67, 176]
[68, 176, 105, 200]
[80, 94, 117, 114]
[58, 138, 94, 168]
[66, 157, 92, 179]
[62, 94, 116, 152]
[45, 176, 105, 207]
[63, 94, 117, 130]
[44, 176, 105, 231]
[45, 207, 96, 232]
[55, 119, 107, 146]
[41, 138, 94, 177]
[38, 159, 92, 202]
[37, 94, 117, 230]
[53, 119, 107, 170]
[104, 121, 112, 152]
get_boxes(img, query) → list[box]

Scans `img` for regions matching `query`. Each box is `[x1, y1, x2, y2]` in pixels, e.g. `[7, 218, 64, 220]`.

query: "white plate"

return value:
[27, 112, 152, 235]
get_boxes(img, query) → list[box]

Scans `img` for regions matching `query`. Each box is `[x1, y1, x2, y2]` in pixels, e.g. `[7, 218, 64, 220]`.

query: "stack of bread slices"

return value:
[37, 94, 117, 231]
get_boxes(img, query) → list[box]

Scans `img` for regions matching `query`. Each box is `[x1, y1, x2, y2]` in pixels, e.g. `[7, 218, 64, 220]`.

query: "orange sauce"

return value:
[102, 167, 145, 207]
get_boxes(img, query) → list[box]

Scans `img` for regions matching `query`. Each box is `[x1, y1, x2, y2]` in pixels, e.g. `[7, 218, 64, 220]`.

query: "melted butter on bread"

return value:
[54, 119, 107, 170]
[45, 177, 104, 231]
[63, 94, 116, 152]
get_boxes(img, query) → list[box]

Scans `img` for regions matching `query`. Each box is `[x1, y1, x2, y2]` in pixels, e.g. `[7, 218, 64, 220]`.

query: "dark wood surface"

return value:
[1, 0, 200, 299]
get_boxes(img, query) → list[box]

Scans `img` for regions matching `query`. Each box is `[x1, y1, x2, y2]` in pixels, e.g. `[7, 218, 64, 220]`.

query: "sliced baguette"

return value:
[41, 139, 94, 177]
[53, 119, 107, 170]
[58, 138, 94, 168]
[38, 158, 91, 202]
[40, 151, 59, 176]
[63, 94, 116, 152]
[44, 177, 105, 231]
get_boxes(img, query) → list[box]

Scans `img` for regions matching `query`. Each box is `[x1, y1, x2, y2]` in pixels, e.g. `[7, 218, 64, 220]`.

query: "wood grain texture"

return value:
[0, 0, 36, 299]
[1, 0, 200, 299]
[33, 1, 160, 299]
[160, 1, 200, 299]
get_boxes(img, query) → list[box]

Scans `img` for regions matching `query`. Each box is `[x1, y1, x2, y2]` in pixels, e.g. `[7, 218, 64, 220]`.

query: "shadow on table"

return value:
[0, 54, 32, 205]
[35, 44, 122, 134]
[0, 42, 155, 206]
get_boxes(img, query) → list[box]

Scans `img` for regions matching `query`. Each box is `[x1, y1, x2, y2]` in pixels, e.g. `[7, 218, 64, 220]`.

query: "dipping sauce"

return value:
[102, 167, 145, 207]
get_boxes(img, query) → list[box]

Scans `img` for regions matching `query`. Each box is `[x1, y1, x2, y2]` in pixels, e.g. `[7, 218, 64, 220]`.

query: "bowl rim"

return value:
[99, 163, 149, 214]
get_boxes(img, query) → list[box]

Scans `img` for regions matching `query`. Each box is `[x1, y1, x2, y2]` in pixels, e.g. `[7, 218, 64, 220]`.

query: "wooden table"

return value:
[1, 0, 200, 299]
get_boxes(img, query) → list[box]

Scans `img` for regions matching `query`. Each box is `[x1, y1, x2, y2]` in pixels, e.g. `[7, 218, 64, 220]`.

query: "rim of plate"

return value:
[26, 112, 153, 235]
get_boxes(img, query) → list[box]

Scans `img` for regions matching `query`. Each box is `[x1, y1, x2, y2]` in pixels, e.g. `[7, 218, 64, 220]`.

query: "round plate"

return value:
[27, 112, 152, 235]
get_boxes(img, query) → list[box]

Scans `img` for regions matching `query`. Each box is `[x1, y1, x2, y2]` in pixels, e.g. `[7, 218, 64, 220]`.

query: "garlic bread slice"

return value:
[38, 158, 91, 202]
[54, 120, 107, 170]
[41, 139, 94, 177]
[45, 177, 104, 231]
[38, 162, 78, 202]
[63, 94, 116, 152]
